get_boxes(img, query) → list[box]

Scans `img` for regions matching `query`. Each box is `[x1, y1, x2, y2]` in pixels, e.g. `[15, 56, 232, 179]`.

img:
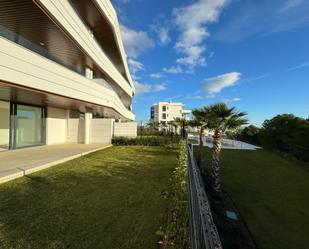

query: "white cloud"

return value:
[150, 72, 165, 79]
[135, 82, 151, 94]
[203, 72, 242, 94]
[241, 74, 271, 83]
[164, 95, 183, 101]
[280, 0, 304, 12]
[151, 14, 171, 45]
[153, 83, 166, 92]
[120, 25, 154, 58]
[163, 65, 183, 74]
[128, 58, 144, 74]
[222, 97, 241, 103]
[214, 0, 309, 42]
[173, 0, 229, 69]
[288, 62, 309, 71]
[157, 27, 171, 45]
[134, 82, 166, 95]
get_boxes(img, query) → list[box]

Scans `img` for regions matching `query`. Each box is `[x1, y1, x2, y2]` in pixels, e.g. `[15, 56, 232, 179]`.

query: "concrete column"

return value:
[84, 113, 91, 144]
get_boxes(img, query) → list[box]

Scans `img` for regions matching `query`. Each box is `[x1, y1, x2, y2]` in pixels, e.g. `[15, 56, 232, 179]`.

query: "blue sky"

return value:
[112, 0, 309, 126]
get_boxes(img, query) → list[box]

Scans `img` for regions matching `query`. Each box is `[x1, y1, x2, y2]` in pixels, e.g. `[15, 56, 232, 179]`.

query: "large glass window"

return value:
[0, 101, 10, 150]
[15, 105, 44, 148]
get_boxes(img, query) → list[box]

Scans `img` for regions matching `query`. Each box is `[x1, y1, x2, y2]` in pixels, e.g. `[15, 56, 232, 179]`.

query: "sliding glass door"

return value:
[0, 101, 10, 150]
[0, 102, 45, 150]
[14, 104, 45, 148]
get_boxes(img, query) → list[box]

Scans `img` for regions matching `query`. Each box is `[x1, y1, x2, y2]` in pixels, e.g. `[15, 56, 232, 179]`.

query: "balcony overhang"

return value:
[69, 0, 129, 81]
[0, 81, 132, 121]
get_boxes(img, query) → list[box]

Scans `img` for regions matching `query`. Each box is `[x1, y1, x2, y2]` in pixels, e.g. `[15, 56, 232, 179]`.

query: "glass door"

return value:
[0, 101, 10, 150]
[14, 104, 45, 148]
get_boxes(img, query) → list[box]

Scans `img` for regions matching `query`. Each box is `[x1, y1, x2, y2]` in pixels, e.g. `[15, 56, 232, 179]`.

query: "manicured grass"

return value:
[198, 147, 309, 249]
[0, 146, 178, 249]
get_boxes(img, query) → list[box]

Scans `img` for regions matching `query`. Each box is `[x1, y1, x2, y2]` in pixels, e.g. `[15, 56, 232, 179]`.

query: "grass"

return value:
[0, 146, 178, 249]
[198, 147, 309, 249]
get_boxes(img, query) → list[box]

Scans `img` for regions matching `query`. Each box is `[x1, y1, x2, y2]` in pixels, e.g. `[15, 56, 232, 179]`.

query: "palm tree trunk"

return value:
[198, 127, 204, 173]
[211, 128, 222, 192]
[199, 127, 204, 147]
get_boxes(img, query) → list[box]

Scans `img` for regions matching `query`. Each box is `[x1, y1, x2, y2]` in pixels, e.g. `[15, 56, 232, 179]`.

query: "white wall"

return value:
[114, 122, 137, 138]
[67, 118, 85, 143]
[89, 119, 113, 144]
[0, 101, 10, 148]
[0, 38, 135, 121]
[46, 107, 67, 145]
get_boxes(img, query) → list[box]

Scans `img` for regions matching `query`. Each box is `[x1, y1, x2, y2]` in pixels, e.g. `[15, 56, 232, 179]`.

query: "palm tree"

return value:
[193, 103, 248, 192]
[174, 117, 190, 138]
[191, 110, 208, 147]
[160, 121, 168, 133]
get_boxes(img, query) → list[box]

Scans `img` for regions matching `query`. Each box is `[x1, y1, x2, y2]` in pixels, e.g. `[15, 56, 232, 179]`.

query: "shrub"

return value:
[156, 140, 188, 248]
[112, 135, 180, 146]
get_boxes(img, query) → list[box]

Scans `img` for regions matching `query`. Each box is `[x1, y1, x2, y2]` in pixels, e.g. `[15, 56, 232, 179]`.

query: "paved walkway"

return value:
[0, 143, 111, 184]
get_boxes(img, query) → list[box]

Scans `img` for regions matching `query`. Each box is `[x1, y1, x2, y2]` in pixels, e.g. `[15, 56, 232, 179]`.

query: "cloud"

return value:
[222, 97, 241, 103]
[280, 0, 304, 12]
[120, 25, 154, 58]
[157, 27, 171, 45]
[172, 0, 230, 69]
[128, 59, 144, 74]
[203, 72, 242, 94]
[135, 82, 151, 94]
[214, 0, 309, 42]
[241, 74, 271, 83]
[135, 82, 166, 95]
[153, 83, 166, 92]
[163, 65, 183, 74]
[288, 62, 309, 71]
[151, 14, 171, 45]
[164, 95, 183, 101]
[150, 72, 165, 79]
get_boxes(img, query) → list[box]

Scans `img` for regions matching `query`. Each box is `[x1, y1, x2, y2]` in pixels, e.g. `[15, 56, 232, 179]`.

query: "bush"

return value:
[112, 135, 181, 146]
[156, 141, 188, 248]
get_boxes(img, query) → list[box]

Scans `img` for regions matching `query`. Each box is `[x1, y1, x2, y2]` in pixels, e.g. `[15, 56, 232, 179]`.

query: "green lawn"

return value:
[199, 147, 309, 249]
[0, 146, 177, 249]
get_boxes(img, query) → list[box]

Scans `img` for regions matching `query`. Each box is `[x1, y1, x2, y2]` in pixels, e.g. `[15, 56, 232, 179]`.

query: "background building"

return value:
[150, 102, 191, 123]
[0, 0, 136, 150]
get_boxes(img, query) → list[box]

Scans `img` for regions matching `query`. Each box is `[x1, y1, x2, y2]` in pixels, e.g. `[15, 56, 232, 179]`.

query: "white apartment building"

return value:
[150, 102, 192, 123]
[0, 0, 136, 150]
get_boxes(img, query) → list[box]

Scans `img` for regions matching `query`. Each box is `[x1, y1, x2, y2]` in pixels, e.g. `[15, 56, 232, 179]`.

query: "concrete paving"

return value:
[0, 143, 111, 184]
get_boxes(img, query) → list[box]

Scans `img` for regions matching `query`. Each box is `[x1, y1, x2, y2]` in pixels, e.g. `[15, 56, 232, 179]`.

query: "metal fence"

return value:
[187, 144, 223, 249]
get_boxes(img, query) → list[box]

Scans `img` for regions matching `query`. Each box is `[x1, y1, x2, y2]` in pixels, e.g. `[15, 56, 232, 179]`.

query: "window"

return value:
[162, 106, 167, 112]
[162, 113, 167, 119]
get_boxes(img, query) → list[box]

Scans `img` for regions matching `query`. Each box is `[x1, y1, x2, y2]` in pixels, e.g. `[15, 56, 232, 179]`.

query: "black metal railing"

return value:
[187, 145, 223, 249]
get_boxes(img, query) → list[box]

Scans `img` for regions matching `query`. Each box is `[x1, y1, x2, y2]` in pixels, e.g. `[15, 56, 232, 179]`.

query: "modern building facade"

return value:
[150, 102, 192, 123]
[0, 0, 136, 150]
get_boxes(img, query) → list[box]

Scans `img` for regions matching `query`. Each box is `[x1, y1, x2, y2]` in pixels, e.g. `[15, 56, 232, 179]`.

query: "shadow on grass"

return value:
[0, 146, 177, 249]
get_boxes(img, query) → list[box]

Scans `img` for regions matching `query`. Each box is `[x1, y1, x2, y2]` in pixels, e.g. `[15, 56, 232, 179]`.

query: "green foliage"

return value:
[236, 125, 261, 145]
[112, 135, 180, 146]
[156, 141, 188, 248]
[192, 102, 248, 131]
[259, 114, 309, 161]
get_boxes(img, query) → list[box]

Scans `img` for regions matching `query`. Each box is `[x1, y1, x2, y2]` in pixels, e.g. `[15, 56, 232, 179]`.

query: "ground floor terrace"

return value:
[0, 84, 137, 151]
[0, 146, 178, 249]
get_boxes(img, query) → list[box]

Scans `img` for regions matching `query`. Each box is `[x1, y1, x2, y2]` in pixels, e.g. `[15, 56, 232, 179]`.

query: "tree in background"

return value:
[236, 125, 261, 145]
[193, 103, 248, 192]
[259, 114, 309, 161]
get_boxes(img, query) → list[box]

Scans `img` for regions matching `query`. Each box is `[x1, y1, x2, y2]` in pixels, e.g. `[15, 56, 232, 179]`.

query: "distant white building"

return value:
[150, 102, 191, 123]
